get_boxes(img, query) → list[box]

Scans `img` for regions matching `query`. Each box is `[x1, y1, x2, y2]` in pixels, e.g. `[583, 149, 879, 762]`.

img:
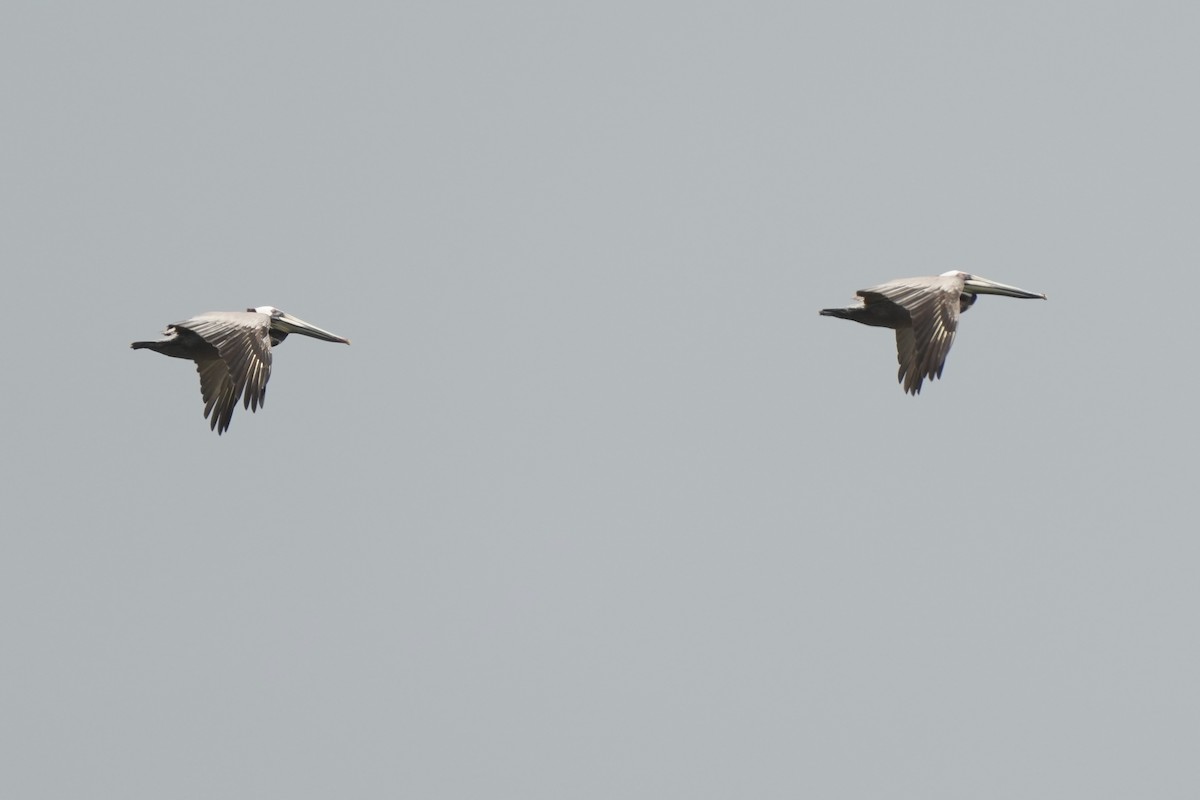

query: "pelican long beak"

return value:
[962, 276, 1046, 300]
[274, 313, 351, 344]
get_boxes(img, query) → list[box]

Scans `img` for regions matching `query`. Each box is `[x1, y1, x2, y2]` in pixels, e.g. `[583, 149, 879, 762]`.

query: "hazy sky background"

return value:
[4, 1, 1200, 797]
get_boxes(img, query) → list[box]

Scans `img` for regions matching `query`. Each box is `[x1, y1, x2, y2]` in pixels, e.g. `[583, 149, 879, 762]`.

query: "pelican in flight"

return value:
[820, 271, 1045, 394]
[132, 306, 350, 433]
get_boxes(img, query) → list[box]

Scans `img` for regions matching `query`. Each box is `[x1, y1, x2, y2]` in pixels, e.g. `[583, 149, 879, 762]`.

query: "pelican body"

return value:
[820, 271, 1045, 394]
[132, 306, 350, 433]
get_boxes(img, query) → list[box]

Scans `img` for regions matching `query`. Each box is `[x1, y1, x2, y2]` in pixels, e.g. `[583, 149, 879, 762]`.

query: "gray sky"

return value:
[4, 1, 1200, 797]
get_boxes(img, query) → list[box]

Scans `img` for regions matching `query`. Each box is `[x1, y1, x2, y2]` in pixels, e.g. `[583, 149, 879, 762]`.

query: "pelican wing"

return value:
[193, 353, 238, 433]
[860, 277, 962, 395]
[892, 326, 922, 394]
[176, 312, 274, 427]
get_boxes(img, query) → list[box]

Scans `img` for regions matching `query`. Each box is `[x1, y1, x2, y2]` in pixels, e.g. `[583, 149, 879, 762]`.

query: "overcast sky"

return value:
[4, 1, 1200, 797]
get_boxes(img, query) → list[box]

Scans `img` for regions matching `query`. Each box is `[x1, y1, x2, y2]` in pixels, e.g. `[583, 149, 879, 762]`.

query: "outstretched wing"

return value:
[193, 352, 238, 433]
[176, 312, 274, 432]
[860, 277, 962, 395]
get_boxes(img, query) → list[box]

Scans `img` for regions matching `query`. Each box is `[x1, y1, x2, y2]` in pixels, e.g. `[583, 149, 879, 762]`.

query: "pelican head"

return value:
[939, 271, 1047, 300]
[250, 306, 351, 345]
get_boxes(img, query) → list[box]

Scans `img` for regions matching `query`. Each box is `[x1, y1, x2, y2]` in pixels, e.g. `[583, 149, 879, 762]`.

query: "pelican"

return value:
[132, 306, 350, 433]
[820, 271, 1045, 394]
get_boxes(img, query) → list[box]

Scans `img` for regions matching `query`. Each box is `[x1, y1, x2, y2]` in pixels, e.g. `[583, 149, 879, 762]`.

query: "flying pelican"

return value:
[820, 271, 1045, 395]
[132, 306, 350, 433]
